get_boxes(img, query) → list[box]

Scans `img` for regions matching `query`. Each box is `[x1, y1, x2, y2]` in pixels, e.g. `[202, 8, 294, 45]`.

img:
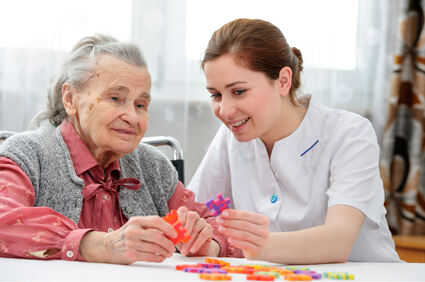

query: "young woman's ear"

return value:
[62, 83, 77, 116]
[277, 66, 292, 97]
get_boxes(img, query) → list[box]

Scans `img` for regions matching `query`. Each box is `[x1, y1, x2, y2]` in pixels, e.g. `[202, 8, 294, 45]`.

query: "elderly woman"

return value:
[0, 34, 231, 264]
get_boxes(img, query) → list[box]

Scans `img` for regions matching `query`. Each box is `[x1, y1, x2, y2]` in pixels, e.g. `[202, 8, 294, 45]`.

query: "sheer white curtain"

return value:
[0, 0, 398, 182]
[0, 0, 132, 130]
[371, 0, 402, 140]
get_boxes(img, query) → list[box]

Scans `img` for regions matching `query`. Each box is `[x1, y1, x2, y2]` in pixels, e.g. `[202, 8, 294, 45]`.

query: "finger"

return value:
[183, 211, 198, 236]
[120, 222, 175, 254]
[179, 230, 197, 255]
[131, 216, 177, 239]
[188, 224, 213, 254]
[134, 250, 168, 263]
[227, 237, 262, 257]
[135, 239, 174, 258]
[140, 228, 176, 254]
[217, 225, 267, 249]
[176, 206, 188, 226]
[175, 242, 183, 251]
[217, 217, 269, 238]
[219, 209, 270, 226]
[180, 219, 208, 255]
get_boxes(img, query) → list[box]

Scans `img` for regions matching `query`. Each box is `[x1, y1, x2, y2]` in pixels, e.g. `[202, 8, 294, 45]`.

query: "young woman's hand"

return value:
[216, 209, 270, 259]
[79, 215, 177, 264]
[175, 206, 220, 257]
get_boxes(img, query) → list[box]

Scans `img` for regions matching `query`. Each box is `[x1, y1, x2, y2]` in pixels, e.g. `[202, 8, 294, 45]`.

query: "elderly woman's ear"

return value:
[62, 83, 77, 116]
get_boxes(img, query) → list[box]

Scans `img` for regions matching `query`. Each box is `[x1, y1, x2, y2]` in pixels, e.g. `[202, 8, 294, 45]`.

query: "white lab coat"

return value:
[189, 95, 401, 262]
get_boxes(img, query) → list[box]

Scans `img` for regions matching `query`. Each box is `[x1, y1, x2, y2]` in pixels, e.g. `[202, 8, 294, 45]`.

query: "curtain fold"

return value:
[380, 0, 425, 235]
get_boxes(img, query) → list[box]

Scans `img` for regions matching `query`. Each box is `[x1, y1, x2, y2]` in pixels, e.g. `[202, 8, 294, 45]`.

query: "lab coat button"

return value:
[270, 194, 278, 203]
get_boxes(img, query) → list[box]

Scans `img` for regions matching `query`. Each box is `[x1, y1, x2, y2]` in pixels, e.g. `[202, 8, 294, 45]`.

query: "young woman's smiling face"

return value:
[204, 55, 287, 144]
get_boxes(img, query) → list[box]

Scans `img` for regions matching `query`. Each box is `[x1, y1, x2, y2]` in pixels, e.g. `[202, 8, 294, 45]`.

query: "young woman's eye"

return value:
[210, 93, 222, 100]
[233, 89, 246, 95]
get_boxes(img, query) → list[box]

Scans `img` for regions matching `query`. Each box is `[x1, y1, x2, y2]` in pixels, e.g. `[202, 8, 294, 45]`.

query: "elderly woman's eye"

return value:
[111, 96, 120, 102]
[136, 103, 146, 109]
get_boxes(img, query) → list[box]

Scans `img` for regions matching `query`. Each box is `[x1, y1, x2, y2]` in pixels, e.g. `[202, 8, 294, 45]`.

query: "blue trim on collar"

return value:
[300, 139, 319, 157]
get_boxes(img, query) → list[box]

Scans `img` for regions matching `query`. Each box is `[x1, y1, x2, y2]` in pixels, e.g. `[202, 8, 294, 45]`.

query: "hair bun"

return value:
[291, 47, 303, 71]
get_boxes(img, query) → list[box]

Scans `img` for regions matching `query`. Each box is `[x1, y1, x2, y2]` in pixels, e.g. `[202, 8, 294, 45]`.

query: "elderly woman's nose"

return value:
[121, 104, 140, 125]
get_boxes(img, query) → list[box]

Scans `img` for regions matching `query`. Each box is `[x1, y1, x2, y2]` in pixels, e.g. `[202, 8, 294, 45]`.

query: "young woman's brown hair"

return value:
[201, 18, 303, 104]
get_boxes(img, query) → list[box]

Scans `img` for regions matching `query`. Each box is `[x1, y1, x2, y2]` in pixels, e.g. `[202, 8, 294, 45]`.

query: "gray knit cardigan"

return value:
[0, 123, 178, 224]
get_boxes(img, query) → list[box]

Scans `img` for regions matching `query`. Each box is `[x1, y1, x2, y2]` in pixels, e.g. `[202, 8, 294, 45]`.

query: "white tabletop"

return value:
[0, 254, 424, 281]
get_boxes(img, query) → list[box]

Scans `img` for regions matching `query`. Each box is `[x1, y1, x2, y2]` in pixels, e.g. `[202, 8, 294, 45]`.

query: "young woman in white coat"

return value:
[189, 18, 401, 264]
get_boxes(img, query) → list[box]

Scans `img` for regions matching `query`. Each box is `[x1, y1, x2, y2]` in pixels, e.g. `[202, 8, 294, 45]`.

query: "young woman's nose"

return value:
[219, 97, 237, 119]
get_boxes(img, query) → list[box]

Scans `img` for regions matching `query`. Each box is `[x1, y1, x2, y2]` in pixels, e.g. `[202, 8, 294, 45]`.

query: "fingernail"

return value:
[216, 217, 224, 223]
[219, 225, 226, 232]
[190, 247, 196, 253]
[222, 211, 229, 216]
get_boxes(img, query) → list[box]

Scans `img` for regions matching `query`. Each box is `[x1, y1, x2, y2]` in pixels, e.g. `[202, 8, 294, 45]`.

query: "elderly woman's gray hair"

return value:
[32, 34, 148, 127]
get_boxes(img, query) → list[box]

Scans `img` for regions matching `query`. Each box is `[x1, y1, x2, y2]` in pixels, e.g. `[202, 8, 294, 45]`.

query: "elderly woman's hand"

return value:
[216, 209, 270, 260]
[79, 216, 177, 264]
[175, 206, 219, 257]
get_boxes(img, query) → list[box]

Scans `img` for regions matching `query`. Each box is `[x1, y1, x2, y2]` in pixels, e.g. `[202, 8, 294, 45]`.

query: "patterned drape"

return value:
[380, 0, 425, 235]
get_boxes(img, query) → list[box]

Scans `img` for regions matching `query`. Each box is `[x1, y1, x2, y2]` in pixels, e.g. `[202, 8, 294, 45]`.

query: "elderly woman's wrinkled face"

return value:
[66, 55, 151, 167]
